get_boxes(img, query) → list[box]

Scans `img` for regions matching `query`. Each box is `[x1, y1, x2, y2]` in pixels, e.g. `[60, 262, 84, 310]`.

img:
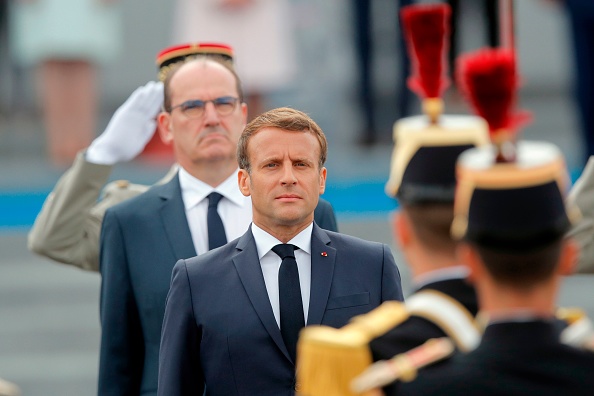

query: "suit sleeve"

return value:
[98, 209, 145, 395]
[27, 151, 112, 271]
[566, 156, 594, 273]
[158, 260, 204, 396]
[381, 244, 404, 302]
[314, 198, 339, 232]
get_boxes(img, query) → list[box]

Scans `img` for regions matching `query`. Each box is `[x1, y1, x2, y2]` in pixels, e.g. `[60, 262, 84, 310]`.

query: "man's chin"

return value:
[274, 211, 313, 227]
[196, 147, 235, 163]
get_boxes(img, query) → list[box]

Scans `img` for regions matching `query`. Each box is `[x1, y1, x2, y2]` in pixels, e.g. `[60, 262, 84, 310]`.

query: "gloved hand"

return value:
[86, 80, 164, 165]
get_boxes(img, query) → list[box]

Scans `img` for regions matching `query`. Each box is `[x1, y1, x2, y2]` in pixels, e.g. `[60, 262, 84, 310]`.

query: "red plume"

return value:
[456, 48, 531, 136]
[400, 3, 451, 99]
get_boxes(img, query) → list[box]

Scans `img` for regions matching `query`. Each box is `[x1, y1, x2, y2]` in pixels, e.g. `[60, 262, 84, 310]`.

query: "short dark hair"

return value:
[473, 239, 563, 289]
[162, 56, 244, 111]
[237, 107, 328, 174]
[401, 203, 456, 254]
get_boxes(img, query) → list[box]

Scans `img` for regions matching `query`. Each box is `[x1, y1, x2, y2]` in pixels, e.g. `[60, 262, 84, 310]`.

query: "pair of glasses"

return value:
[168, 96, 239, 118]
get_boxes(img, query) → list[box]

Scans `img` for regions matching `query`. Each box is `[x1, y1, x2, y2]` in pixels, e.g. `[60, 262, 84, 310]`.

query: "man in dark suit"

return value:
[396, 140, 594, 396]
[97, 59, 337, 396]
[157, 107, 404, 395]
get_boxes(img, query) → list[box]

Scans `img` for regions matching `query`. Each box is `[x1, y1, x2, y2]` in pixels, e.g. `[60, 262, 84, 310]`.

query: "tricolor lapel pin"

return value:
[321, 252, 328, 257]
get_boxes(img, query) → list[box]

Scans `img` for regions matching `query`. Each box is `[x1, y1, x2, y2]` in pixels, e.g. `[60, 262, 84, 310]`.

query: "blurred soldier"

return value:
[382, 48, 594, 396]
[395, 93, 594, 396]
[28, 43, 338, 272]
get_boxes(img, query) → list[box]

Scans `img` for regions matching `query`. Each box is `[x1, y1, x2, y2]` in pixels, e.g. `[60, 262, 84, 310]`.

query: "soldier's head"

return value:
[451, 141, 578, 290]
[387, 115, 489, 263]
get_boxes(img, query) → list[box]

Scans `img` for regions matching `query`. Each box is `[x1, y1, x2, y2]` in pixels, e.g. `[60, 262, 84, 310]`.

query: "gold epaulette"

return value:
[351, 337, 455, 393]
[297, 301, 408, 396]
[557, 307, 594, 352]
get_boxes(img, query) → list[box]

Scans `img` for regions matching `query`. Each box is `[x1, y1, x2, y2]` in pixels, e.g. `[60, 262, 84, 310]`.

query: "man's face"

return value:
[158, 61, 247, 170]
[238, 127, 327, 233]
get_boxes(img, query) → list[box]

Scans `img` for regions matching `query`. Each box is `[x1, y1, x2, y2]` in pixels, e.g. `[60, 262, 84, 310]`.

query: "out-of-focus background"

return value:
[1, 1, 593, 394]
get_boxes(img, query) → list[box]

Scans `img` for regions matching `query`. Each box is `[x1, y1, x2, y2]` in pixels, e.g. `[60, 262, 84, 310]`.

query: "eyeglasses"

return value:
[168, 96, 239, 118]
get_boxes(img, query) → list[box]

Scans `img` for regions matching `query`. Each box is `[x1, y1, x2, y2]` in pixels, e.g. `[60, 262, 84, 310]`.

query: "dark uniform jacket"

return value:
[369, 277, 478, 395]
[370, 277, 478, 360]
[396, 320, 594, 396]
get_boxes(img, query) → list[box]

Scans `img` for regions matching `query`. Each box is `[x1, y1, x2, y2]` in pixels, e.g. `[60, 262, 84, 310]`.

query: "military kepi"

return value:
[451, 48, 575, 252]
[386, 3, 488, 204]
[155, 42, 234, 81]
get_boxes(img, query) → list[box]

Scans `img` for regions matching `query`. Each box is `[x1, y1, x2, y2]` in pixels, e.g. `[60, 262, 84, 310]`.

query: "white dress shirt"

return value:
[251, 223, 313, 328]
[178, 167, 252, 255]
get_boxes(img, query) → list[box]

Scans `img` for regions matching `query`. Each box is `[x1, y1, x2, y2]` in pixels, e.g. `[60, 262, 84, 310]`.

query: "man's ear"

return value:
[457, 243, 481, 285]
[240, 102, 248, 126]
[318, 167, 327, 195]
[238, 169, 251, 197]
[157, 112, 174, 145]
[393, 211, 410, 249]
[558, 238, 579, 276]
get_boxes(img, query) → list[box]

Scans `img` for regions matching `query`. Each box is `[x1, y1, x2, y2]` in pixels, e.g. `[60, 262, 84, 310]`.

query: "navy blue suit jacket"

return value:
[97, 174, 338, 396]
[157, 224, 404, 396]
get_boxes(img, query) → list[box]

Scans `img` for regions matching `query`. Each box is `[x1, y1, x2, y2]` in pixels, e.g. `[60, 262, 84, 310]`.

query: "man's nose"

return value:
[281, 165, 298, 185]
[203, 102, 220, 126]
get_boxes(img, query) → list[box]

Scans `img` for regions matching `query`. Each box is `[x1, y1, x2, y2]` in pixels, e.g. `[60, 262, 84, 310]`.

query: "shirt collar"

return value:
[251, 222, 313, 260]
[178, 166, 247, 209]
[412, 265, 470, 289]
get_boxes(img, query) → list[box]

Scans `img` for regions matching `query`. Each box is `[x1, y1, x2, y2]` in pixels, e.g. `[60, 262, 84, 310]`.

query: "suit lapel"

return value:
[307, 224, 336, 326]
[158, 174, 196, 260]
[232, 228, 291, 361]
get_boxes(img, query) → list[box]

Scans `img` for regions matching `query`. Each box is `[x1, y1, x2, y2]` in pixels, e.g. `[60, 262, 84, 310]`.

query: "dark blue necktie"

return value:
[207, 192, 227, 250]
[272, 243, 305, 363]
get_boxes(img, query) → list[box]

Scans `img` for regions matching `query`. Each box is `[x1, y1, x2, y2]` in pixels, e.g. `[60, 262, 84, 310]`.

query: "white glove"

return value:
[86, 81, 164, 165]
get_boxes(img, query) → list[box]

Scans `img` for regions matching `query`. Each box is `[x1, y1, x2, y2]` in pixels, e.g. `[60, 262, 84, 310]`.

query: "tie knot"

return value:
[208, 192, 224, 208]
[271, 244, 298, 260]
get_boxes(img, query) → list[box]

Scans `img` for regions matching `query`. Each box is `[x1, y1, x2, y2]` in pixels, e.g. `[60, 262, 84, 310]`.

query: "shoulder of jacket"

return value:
[104, 179, 150, 195]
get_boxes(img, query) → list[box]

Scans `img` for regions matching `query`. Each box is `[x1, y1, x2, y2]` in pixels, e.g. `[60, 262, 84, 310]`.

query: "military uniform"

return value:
[395, 43, 594, 394]
[397, 319, 594, 396]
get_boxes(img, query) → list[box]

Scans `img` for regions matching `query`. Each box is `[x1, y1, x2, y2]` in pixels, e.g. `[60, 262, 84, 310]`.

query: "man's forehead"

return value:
[249, 129, 320, 154]
[172, 60, 235, 88]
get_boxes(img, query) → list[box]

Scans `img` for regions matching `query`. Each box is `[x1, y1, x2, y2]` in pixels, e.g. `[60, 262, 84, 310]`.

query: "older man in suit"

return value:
[97, 59, 337, 396]
[157, 107, 404, 395]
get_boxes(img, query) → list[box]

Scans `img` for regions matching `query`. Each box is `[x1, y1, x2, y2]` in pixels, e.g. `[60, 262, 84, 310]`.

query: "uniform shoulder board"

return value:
[297, 301, 408, 396]
[103, 180, 149, 197]
[557, 307, 594, 352]
[406, 289, 481, 352]
[351, 337, 455, 393]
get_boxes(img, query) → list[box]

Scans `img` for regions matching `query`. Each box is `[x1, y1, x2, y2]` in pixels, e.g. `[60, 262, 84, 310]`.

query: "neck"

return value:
[255, 220, 312, 244]
[180, 159, 237, 187]
[406, 243, 459, 281]
[476, 275, 559, 320]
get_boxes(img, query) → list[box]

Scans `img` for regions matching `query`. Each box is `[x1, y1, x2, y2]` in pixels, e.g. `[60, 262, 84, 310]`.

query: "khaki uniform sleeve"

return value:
[27, 151, 148, 271]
